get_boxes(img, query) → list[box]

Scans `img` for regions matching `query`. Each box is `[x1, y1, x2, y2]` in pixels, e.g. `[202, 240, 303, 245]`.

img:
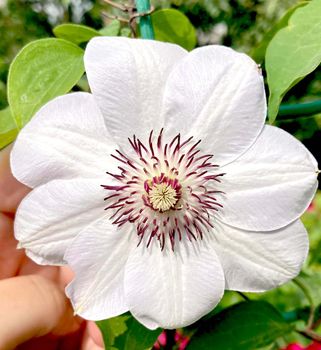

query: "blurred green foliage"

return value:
[1, 1, 320, 144]
[152, 0, 298, 51]
[0, 0, 103, 108]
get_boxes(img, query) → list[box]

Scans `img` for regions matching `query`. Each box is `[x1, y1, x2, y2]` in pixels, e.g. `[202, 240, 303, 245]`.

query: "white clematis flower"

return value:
[11, 37, 318, 330]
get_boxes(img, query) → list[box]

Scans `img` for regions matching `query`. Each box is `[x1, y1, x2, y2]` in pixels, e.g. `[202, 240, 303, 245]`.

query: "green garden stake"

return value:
[135, 0, 154, 39]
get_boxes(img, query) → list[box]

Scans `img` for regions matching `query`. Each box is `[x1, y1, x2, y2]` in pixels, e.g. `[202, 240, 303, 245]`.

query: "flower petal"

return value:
[211, 219, 308, 292]
[218, 125, 318, 231]
[84, 37, 187, 146]
[124, 238, 225, 330]
[65, 218, 135, 320]
[11, 92, 114, 188]
[162, 45, 266, 165]
[14, 177, 106, 265]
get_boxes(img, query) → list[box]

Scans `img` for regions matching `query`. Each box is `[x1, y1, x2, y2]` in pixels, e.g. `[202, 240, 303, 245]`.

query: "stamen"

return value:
[149, 183, 178, 212]
[101, 129, 224, 250]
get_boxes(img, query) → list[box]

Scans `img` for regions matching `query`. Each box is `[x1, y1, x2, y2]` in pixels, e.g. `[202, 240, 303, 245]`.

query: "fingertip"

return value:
[87, 321, 104, 347]
[81, 322, 104, 350]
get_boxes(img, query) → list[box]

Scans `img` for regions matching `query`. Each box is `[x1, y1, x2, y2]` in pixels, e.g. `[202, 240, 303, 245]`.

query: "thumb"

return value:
[0, 275, 81, 350]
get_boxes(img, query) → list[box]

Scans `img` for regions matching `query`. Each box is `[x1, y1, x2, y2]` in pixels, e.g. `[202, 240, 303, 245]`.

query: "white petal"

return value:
[211, 220, 308, 292]
[85, 37, 187, 146]
[124, 238, 225, 330]
[14, 177, 106, 265]
[218, 125, 318, 231]
[11, 92, 114, 188]
[162, 45, 266, 165]
[65, 218, 135, 320]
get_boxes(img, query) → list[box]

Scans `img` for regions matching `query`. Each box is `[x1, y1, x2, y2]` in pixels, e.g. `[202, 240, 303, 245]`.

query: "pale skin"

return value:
[0, 146, 104, 350]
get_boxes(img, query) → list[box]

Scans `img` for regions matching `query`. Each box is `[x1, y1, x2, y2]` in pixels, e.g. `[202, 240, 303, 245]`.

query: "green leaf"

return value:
[0, 107, 18, 149]
[151, 9, 196, 51]
[266, 0, 321, 123]
[96, 315, 130, 349]
[187, 301, 294, 350]
[53, 23, 100, 44]
[96, 314, 161, 350]
[99, 20, 121, 36]
[54, 21, 121, 43]
[120, 27, 132, 38]
[8, 38, 84, 129]
[113, 316, 161, 350]
[251, 2, 308, 63]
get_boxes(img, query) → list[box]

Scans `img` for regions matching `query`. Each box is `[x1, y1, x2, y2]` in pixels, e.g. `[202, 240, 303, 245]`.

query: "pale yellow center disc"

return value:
[149, 183, 178, 212]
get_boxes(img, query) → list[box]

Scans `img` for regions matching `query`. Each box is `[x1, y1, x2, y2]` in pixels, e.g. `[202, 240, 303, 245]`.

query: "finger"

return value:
[0, 275, 82, 350]
[0, 212, 60, 281]
[18, 254, 61, 282]
[0, 212, 24, 278]
[87, 321, 104, 347]
[81, 324, 104, 350]
[59, 266, 75, 286]
[0, 145, 30, 214]
[81, 336, 104, 350]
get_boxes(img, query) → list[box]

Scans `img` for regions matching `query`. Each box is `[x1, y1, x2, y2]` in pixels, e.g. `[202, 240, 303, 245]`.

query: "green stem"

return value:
[237, 292, 250, 301]
[293, 278, 316, 329]
[297, 329, 321, 343]
[135, 0, 154, 39]
[278, 100, 321, 120]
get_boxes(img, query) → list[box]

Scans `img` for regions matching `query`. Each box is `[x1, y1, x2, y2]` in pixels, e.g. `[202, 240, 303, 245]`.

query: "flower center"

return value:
[146, 176, 181, 212]
[101, 129, 224, 251]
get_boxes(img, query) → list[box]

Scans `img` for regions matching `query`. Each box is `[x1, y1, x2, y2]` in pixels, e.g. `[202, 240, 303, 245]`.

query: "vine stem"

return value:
[298, 329, 321, 343]
[135, 0, 154, 39]
[237, 292, 250, 301]
[293, 278, 321, 344]
[277, 100, 321, 120]
[293, 278, 316, 329]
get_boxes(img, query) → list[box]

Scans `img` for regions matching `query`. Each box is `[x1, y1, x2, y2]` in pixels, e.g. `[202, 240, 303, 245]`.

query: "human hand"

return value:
[0, 146, 103, 350]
